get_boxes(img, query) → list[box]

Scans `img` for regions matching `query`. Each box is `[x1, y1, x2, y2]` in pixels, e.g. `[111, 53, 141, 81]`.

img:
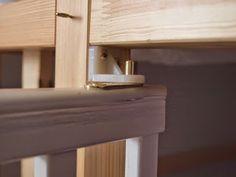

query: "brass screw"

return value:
[100, 51, 108, 60]
[56, 12, 80, 19]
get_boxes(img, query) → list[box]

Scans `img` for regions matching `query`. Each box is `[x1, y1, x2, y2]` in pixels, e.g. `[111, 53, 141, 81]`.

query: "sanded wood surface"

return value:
[0, 86, 166, 163]
[22, 49, 41, 89]
[1, 0, 236, 48]
[0, 0, 55, 49]
[21, 49, 42, 177]
[84, 141, 125, 177]
[55, 0, 90, 88]
[90, 0, 236, 46]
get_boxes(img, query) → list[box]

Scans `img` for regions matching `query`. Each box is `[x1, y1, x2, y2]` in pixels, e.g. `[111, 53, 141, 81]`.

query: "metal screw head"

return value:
[100, 52, 108, 60]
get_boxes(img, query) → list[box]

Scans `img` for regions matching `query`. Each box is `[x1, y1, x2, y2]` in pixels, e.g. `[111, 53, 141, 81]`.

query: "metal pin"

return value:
[125, 60, 135, 75]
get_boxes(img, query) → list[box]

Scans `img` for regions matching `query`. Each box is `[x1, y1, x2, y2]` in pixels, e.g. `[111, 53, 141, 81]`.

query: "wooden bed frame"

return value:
[0, 0, 236, 177]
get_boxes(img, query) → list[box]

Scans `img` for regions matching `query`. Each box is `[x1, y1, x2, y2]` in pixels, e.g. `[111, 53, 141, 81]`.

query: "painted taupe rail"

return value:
[0, 86, 166, 177]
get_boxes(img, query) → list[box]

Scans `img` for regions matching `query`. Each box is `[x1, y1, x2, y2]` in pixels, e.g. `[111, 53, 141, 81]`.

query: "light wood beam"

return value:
[22, 49, 41, 89]
[55, 0, 90, 176]
[0, 0, 55, 49]
[55, 0, 90, 88]
[90, 0, 236, 46]
[21, 158, 34, 177]
[84, 141, 125, 177]
[21, 49, 41, 177]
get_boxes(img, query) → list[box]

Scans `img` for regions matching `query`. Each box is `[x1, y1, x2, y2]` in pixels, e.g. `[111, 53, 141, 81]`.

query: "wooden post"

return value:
[21, 158, 35, 177]
[55, 0, 90, 88]
[125, 138, 142, 177]
[21, 49, 41, 177]
[55, 0, 90, 176]
[22, 48, 76, 177]
[22, 49, 41, 88]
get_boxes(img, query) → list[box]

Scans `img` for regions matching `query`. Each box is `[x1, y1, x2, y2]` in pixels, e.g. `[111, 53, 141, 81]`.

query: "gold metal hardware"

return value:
[88, 46, 145, 89]
[125, 60, 135, 75]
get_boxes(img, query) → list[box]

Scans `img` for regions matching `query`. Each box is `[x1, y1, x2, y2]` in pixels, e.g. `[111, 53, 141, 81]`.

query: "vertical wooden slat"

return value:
[77, 149, 85, 177]
[21, 49, 55, 177]
[54, 0, 130, 176]
[0, 162, 21, 177]
[125, 138, 142, 177]
[140, 134, 159, 177]
[34, 156, 48, 177]
[55, 1, 90, 176]
[55, 0, 90, 88]
[21, 48, 41, 177]
[48, 151, 77, 177]
[84, 141, 126, 177]
[22, 49, 41, 88]
[21, 158, 34, 177]
[125, 135, 159, 177]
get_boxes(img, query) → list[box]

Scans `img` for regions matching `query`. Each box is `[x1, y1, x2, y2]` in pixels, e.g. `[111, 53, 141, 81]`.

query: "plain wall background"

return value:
[0, 53, 21, 88]
[133, 48, 236, 177]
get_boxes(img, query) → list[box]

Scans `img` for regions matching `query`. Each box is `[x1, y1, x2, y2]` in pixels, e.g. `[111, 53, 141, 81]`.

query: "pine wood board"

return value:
[1, 0, 236, 48]
[55, 0, 90, 88]
[90, 0, 236, 46]
[84, 141, 125, 177]
[0, 0, 55, 49]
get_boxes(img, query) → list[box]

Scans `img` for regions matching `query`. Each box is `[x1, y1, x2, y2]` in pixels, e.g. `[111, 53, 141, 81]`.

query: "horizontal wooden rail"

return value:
[90, 0, 236, 47]
[159, 143, 236, 176]
[1, 0, 236, 49]
[0, 86, 166, 163]
[0, 0, 55, 49]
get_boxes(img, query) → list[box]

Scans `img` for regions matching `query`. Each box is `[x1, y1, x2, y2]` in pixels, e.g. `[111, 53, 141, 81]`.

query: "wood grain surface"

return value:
[84, 141, 125, 177]
[1, 0, 236, 48]
[0, 86, 166, 163]
[55, 0, 90, 88]
[0, 0, 55, 49]
[90, 0, 236, 46]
